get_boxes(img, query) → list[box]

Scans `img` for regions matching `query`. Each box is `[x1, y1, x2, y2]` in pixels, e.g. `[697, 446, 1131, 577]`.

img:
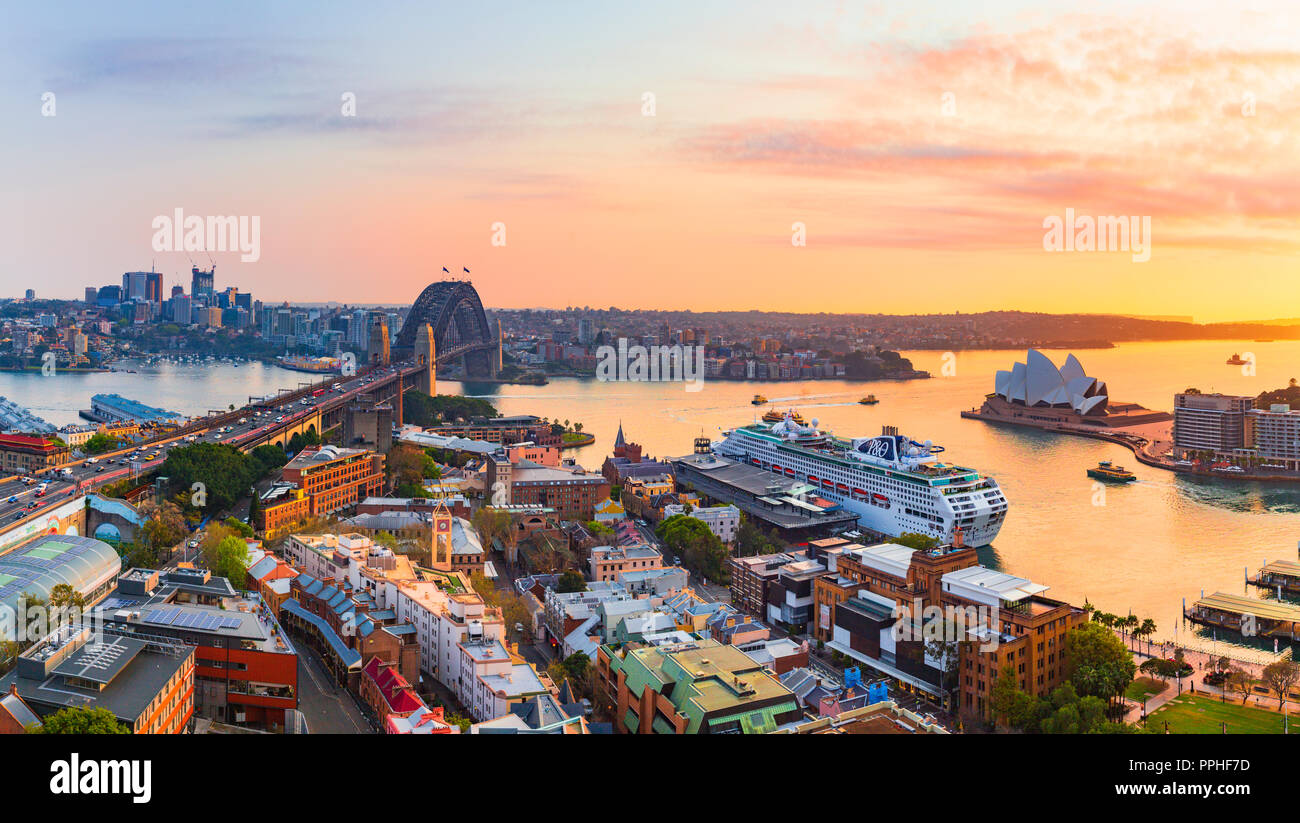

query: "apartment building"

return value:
[287, 445, 386, 511]
[729, 551, 807, 616]
[941, 566, 1087, 720]
[456, 637, 549, 722]
[589, 544, 663, 583]
[596, 638, 799, 734]
[1246, 404, 1300, 468]
[1173, 392, 1253, 456]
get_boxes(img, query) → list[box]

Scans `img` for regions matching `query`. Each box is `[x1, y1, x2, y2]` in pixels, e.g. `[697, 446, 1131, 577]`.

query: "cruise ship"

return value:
[714, 413, 1008, 546]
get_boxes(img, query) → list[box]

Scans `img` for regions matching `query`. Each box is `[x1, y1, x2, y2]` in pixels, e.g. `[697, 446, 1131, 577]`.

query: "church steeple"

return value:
[614, 421, 626, 449]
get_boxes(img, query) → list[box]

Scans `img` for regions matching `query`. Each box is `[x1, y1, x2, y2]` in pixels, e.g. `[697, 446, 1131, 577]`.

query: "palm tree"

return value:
[1139, 618, 1157, 655]
[1122, 613, 1140, 638]
[1130, 621, 1147, 652]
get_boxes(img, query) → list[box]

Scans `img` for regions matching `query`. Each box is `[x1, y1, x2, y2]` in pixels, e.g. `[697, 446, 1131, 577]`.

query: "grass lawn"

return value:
[1126, 677, 1169, 702]
[1146, 694, 1297, 734]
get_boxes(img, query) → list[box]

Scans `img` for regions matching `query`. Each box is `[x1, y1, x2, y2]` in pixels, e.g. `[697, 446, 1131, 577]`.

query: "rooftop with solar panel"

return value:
[91, 567, 296, 655]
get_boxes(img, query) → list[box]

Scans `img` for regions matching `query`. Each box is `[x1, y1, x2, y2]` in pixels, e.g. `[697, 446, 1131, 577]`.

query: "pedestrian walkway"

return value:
[1113, 630, 1276, 679]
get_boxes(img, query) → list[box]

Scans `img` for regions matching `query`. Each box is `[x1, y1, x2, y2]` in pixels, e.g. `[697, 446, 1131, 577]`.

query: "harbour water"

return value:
[0, 358, 309, 426]
[3, 340, 1298, 644]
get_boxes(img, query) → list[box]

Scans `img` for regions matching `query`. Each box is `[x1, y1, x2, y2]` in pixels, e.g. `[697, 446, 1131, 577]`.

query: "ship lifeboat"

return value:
[751, 458, 762, 466]
[821, 479, 833, 488]
[784, 468, 795, 477]
[807, 475, 818, 484]
[872, 493, 888, 503]
[852, 488, 867, 499]
[836, 483, 849, 492]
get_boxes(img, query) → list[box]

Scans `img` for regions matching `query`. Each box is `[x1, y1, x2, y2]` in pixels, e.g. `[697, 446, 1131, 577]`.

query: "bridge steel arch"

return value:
[394, 280, 499, 377]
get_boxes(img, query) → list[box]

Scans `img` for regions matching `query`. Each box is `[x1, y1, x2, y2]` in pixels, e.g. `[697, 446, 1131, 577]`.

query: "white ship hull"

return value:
[715, 423, 1008, 546]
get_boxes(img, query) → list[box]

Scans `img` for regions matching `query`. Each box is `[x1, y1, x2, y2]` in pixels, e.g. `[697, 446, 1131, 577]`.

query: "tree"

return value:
[557, 570, 587, 593]
[223, 516, 254, 539]
[925, 637, 960, 710]
[139, 500, 188, 559]
[48, 583, 85, 610]
[29, 706, 129, 734]
[1261, 660, 1300, 709]
[203, 535, 250, 586]
[586, 520, 614, 540]
[1225, 668, 1255, 704]
[1137, 618, 1157, 654]
[386, 445, 426, 491]
[122, 541, 158, 570]
[990, 662, 1021, 729]
[402, 391, 499, 426]
[82, 432, 122, 454]
[247, 488, 263, 530]
[472, 507, 513, 551]
[160, 442, 265, 513]
[888, 532, 940, 550]
[1065, 622, 1136, 706]
[656, 514, 729, 583]
[735, 512, 786, 557]
[1039, 686, 1109, 734]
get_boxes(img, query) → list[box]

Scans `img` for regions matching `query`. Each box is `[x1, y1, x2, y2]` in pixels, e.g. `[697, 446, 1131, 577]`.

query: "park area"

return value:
[1146, 694, 1298, 735]
[1125, 677, 1169, 702]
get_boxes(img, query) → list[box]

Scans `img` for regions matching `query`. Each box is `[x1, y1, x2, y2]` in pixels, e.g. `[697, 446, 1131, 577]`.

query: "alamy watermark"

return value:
[151, 208, 261, 262]
[1042, 208, 1151, 262]
[596, 338, 705, 392]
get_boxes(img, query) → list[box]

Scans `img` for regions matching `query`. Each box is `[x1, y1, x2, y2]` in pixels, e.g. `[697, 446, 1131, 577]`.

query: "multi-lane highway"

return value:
[0, 362, 416, 535]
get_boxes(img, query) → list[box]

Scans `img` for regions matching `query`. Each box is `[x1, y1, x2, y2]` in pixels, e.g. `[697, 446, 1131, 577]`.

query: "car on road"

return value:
[6, 495, 17, 503]
[187, 539, 199, 549]
[85, 457, 98, 464]
[96, 465, 104, 472]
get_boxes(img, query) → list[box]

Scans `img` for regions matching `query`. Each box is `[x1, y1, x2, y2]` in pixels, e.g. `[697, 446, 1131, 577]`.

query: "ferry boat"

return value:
[762, 408, 804, 424]
[1226, 353, 1249, 365]
[1087, 460, 1135, 483]
[858, 394, 878, 405]
[713, 412, 1008, 546]
[751, 394, 767, 405]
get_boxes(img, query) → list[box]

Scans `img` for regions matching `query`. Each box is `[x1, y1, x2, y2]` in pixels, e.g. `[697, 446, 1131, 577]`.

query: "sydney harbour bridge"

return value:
[393, 280, 501, 378]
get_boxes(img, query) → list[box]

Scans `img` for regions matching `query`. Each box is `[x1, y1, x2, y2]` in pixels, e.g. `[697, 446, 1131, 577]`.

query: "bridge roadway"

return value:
[0, 361, 422, 542]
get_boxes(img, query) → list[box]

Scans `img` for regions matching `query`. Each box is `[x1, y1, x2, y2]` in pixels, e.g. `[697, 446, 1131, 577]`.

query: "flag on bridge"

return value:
[463, 267, 470, 273]
[442, 266, 449, 273]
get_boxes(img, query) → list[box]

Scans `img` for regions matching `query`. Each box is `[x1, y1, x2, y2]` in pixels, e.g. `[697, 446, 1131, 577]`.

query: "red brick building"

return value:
[0, 433, 70, 474]
[259, 445, 385, 534]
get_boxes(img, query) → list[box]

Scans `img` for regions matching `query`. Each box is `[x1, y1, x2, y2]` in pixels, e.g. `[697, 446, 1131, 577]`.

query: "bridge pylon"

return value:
[413, 322, 436, 396]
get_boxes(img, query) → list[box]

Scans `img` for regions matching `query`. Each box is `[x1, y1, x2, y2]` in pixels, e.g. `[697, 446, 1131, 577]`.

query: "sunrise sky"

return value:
[4, 0, 1299, 321]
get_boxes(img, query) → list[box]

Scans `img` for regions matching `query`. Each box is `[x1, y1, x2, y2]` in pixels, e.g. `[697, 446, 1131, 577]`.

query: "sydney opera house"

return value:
[995, 350, 1109, 415]
[968, 350, 1171, 429]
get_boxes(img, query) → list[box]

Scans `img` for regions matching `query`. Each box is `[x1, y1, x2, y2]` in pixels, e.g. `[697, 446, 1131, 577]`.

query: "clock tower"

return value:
[431, 499, 453, 571]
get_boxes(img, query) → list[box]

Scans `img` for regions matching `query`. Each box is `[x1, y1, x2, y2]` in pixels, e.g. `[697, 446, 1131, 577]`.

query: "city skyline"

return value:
[5, 1, 1300, 321]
